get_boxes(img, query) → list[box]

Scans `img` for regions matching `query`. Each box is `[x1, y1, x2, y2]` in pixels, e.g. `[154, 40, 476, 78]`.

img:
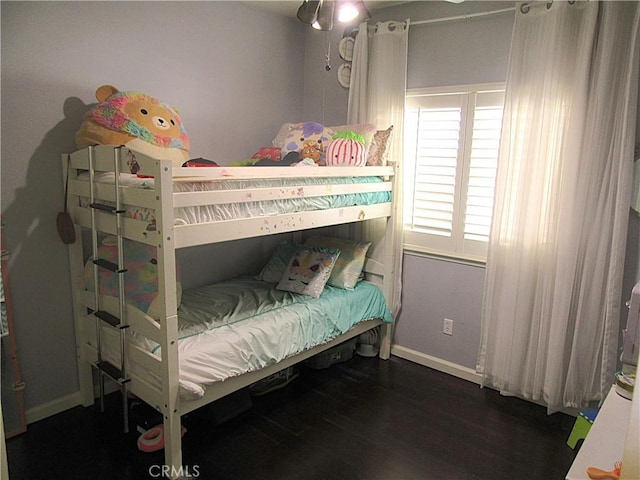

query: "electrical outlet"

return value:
[443, 318, 454, 336]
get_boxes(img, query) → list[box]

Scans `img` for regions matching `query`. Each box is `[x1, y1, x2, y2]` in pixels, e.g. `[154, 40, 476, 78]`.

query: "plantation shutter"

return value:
[404, 87, 505, 261]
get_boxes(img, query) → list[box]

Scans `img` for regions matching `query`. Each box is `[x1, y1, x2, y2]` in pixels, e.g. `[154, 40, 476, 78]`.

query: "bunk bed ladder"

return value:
[87, 146, 130, 434]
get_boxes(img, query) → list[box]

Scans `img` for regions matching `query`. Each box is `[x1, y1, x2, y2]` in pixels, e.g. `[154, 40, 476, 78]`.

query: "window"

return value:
[403, 84, 505, 261]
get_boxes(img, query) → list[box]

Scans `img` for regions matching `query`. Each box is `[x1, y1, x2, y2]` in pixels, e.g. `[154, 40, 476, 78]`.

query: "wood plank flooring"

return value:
[5, 355, 578, 479]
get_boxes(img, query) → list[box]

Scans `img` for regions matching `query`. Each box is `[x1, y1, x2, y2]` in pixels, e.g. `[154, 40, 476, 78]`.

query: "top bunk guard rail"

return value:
[168, 165, 394, 180]
[172, 181, 392, 208]
[65, 145, 396, 249]
[68, 145, 394, 180]
[69, 174, 392, 209]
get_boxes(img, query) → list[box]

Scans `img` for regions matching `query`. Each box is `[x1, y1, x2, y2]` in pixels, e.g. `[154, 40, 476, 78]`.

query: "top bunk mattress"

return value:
[77, 171, 392, 227]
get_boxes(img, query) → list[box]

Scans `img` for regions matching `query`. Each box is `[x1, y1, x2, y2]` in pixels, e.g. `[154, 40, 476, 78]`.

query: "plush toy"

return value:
[83, 236, 182, 318]
[325, 132, 367, 166]
[298, 142, 325, 166]
[251, 146, 282, 162]
[76, 85, 190, 168]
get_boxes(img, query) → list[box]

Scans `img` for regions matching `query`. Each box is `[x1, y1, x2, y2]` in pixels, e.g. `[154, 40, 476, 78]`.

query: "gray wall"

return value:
[396, 253, 486, 368]
[1, 1, 304, 413]
[302, 28, 351, 125]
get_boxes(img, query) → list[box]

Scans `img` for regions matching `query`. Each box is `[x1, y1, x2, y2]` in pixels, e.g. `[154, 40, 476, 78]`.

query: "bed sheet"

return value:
[78, 172, 391, 226]
[95, 277, 391, 400]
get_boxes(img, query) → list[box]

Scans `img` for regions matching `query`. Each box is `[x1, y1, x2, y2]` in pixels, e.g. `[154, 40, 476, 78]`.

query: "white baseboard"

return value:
[25, 391, 83, 425]
[25, 381, 120, 425]
[390, 345, 581, 416]
[391, 344, 483, 385]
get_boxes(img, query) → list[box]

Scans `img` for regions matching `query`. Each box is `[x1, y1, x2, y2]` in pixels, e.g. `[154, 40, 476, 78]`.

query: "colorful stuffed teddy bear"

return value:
[76, 85, 190, 168]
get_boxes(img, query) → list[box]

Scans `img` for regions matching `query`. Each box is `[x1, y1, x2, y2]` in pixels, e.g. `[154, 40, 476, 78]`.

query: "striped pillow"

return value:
[325, 132, 367, 167]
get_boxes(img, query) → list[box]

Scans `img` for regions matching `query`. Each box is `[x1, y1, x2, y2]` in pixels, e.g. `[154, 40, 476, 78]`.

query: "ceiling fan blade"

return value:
[314, 0, 335, 31]
[297, 0, 321, 24]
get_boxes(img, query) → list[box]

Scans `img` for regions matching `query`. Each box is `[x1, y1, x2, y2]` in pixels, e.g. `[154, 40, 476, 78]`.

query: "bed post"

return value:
[69, 225, 95, 405]
[379, 160, 401, 360]
[62, 154, 95, 406]
[153, 158, 183, 479]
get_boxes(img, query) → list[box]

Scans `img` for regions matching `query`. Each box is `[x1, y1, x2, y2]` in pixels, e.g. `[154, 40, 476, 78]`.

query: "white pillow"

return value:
[304, 236, 371, 289]
[276, 247, 340, 298]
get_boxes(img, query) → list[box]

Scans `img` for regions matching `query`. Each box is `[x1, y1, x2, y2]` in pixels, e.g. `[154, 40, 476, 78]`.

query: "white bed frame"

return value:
[62, 145, 399, 478]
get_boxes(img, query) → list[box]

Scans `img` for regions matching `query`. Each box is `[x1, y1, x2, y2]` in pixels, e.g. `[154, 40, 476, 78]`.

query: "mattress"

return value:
[94, 276, 392, 400]
[78, 172, 391, 227]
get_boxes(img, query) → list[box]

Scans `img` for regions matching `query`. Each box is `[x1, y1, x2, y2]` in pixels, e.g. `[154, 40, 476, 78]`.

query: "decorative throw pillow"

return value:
[328, 123, 376, 152]
[325, 132, 367, 167]
[304, 236, 371, 290]
[256, 240, 297, 283]
[272, 122, 335, 158]
[367, 126, 394, 166]
[276, 247, 340, 298]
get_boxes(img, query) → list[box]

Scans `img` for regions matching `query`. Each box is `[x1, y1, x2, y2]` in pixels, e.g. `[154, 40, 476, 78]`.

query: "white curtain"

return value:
[477, 1, 640, 411]
[347, 20, 409, 317]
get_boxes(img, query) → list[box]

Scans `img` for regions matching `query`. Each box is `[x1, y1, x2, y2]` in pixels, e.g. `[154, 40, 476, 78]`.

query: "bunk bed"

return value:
[62, 144, 399, 477]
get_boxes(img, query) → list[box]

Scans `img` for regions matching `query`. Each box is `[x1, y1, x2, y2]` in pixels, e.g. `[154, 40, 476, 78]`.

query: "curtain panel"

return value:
[477, 1, 640, 411]
[347, 20, 409, 318]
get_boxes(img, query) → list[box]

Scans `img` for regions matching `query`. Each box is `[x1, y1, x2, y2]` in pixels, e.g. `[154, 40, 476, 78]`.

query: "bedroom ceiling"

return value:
[243, 1, 412, 19]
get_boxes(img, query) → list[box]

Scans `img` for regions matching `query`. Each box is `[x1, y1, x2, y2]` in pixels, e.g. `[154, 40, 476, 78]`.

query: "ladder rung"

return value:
[94, 310, 128, 329]
[93, 258, 126, 273]
[89, 203, 125, 214]
[95, 361, 129, 384]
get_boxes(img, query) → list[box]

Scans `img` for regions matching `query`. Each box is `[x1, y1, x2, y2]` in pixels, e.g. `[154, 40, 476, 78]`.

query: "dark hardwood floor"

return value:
[6, 355, 577, 479]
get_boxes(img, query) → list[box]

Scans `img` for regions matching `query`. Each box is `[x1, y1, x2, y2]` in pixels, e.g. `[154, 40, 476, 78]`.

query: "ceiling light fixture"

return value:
[298, 0, 370, 31]
[337, 3, 359, 23]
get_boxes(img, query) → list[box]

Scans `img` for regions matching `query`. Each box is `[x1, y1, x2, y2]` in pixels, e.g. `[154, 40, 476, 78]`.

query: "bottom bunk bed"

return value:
[74, 236, 394, 477]
[84, 274, 392, 403]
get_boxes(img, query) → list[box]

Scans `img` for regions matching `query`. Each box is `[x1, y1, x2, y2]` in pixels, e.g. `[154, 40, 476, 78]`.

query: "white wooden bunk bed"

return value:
[62, 144, 399, 478]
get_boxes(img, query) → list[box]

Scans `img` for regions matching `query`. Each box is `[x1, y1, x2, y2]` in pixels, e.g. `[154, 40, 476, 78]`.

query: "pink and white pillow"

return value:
[325, 132, 367, 166]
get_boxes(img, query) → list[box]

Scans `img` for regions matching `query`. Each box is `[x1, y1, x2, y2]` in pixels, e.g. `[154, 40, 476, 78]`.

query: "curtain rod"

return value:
[409, 7, 516, 27]
[350, 7, 514, 33]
